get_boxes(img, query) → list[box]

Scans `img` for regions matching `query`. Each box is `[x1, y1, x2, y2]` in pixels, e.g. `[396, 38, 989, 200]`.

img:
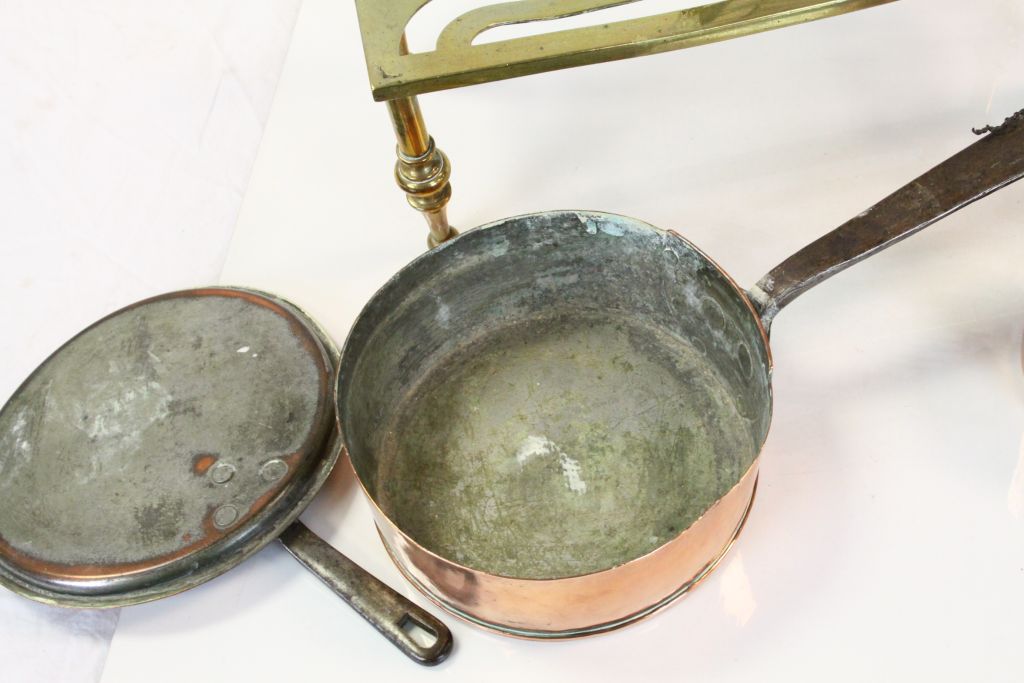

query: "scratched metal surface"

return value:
[339, 211, 772, 578]
[0, 290, 333, 606]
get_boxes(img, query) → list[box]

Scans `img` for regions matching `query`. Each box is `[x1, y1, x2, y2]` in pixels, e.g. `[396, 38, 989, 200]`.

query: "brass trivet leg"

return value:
[387, 36, 455, 249]
[387, 95, 455, 248]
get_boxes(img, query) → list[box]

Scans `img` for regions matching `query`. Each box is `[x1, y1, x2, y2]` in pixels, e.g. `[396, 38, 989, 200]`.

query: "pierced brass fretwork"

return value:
[356, 0, 896, 101]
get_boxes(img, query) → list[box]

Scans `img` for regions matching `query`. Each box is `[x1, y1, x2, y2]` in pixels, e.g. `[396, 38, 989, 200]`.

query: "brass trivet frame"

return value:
[355, 0, 896, 245]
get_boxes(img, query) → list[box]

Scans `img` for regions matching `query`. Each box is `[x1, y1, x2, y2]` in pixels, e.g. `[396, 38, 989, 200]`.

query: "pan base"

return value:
[379, 475, 757, 639]
[377, 313, 757, 579]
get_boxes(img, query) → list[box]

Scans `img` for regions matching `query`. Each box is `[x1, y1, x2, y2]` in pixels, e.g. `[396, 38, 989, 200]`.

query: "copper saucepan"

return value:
[336, 112, 1024, 638]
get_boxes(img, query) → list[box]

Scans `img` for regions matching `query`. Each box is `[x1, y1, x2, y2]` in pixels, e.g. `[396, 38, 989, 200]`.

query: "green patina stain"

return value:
[376, 314, 756, 579]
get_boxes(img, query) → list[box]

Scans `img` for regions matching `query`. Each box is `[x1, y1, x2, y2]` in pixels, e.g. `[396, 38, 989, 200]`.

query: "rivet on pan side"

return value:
[260, 459, 288, 483]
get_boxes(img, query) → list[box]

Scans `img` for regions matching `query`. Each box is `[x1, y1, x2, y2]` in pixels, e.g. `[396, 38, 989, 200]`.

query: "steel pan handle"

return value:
[278, 522, 453, 666]
[747, 109, 1024, 331]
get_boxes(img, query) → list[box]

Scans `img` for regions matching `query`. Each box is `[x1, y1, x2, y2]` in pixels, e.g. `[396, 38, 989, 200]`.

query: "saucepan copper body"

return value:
[336, 112, 1024, 638]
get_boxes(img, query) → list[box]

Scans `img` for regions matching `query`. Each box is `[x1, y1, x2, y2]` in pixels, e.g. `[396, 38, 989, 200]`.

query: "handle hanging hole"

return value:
[399, 614, 439, 649]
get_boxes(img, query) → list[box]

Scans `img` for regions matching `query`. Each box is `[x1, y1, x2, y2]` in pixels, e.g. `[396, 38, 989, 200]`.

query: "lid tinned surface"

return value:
[0, 289, 334, 605]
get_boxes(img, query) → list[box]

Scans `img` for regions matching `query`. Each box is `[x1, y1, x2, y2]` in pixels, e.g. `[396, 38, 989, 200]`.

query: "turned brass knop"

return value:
[386, 88, 456, 247]
[393, 138, 454, 248]
[395, 138, 455, 248]
[395, 137, 450, 209]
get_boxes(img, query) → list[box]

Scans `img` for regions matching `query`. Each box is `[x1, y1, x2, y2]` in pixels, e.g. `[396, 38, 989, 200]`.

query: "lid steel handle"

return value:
[278, 522, 454, 666]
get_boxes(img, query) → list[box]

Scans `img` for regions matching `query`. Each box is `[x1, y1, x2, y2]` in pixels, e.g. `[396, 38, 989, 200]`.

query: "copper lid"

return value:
[0, 288, 337, 606]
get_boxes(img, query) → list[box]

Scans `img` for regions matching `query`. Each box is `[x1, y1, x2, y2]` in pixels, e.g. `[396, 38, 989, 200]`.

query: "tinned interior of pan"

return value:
[338, 212, 772, 580]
